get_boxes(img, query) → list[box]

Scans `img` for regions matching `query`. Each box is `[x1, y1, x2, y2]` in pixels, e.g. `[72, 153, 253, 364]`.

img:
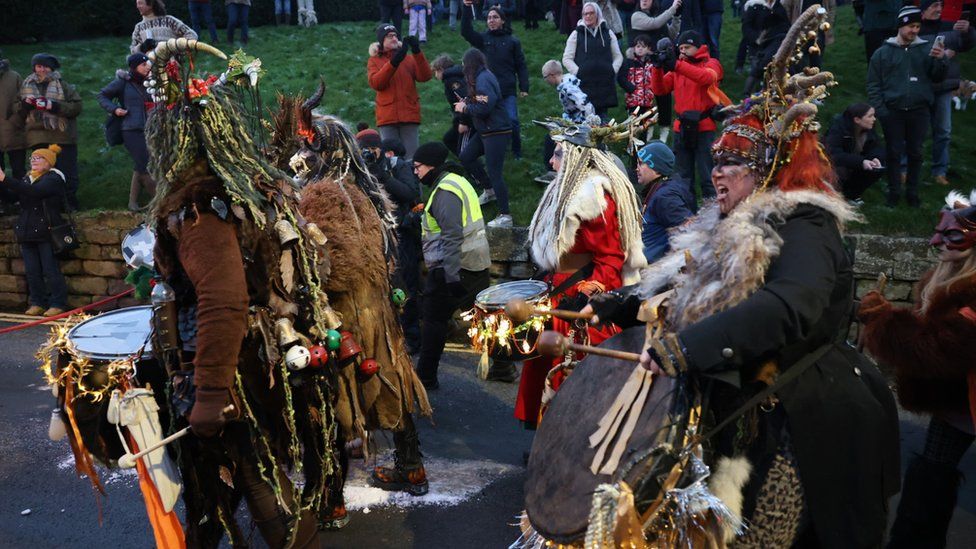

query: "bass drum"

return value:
[523, 326, 694, 544]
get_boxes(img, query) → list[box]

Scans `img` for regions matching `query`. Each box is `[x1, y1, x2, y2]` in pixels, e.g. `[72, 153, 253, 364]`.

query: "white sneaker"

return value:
[478, 189, 496, 205]
[487, 214, 513, 228]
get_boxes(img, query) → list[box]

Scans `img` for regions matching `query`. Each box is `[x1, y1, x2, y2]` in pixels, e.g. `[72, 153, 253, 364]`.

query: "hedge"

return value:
[1, 0, 381, 44]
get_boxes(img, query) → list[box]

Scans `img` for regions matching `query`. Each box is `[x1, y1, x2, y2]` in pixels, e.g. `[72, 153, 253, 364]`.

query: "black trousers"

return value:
[864, 29, 894, 63]
[0, 148, 26, 180]
[379, 1, 404, 33]
[395, 229, 423, 350]
[415, 267, 490, 382]
[836, 165, 884, 200]
[881, 107, 929, 205]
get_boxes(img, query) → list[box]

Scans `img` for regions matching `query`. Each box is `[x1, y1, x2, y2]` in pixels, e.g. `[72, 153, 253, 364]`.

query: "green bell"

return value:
[325, 329, 342, 351]
[391, 288, 407, 307]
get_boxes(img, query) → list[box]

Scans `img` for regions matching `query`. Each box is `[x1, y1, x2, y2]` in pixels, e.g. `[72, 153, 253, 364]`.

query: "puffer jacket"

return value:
[1, 169, 67, 243]
[823, 113, 885, 172]
[919, 18, 976, 94]
[867, 37, 949, 116]
[460, 8, 529, 97]
[97, 69, 152, 131]
[367, 42, 433, 126]
[0, 60, 26, 151]
[616, 48, 655, 108]
[462, 68, 511, 136]
[650, 45, 724, 132]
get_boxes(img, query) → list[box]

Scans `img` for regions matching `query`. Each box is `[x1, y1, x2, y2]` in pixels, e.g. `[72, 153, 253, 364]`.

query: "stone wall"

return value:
[0, 216, 936, 313]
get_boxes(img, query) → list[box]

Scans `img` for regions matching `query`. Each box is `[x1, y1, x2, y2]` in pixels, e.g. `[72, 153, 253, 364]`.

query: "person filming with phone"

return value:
[823, 103, 886, 205]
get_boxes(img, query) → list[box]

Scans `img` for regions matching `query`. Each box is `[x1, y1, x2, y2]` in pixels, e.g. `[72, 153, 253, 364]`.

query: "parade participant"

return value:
[411, 141, 492, 390]
[289, 95, 433, 501]
[517, 122, 646, 428]
[142, 43, 337, 545]
[859, 190, 976, 548]
[577, 7, 900, 546]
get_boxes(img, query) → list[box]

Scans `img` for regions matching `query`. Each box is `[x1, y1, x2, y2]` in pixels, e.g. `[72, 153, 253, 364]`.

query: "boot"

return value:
[370, 418, 428, 496]
[886, 455, 962, 549]
[486, 359, 517, 383]
[139, 172, 157, 204]
[128, 172, 142, 211]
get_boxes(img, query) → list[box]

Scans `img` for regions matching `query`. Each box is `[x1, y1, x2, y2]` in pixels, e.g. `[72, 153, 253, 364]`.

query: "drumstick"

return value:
[117, 405, 235, 469]
[505, 298, 595, 324]
[537, 330, 642, 362]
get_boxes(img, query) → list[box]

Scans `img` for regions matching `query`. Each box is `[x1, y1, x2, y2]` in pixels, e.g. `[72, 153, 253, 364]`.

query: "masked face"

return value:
[711, 155, 757, 214]
[930, 209, 976, 255]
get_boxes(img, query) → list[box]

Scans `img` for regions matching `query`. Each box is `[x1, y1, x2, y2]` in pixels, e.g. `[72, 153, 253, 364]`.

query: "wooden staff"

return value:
[537, 330, 641, 363]
[117, 405, 235, 469]
[505, 298, 595, 324]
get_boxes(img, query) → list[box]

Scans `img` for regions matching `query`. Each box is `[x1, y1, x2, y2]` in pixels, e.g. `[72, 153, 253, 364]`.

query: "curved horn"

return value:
[149, 39, 227, 102]
[301, 78, 326, 114]
[768, 6, 827, 88]
[772, 103, 818, 138]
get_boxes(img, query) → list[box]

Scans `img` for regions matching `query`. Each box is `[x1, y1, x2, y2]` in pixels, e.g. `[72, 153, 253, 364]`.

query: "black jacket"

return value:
[678, 205, 900, 547]
[97, 69, 151, 132]
[374, 156, 420, 225]
[440, 65, 474, 127]
[2, 169, 67, 243]
[461, 8, 529, 97]
[463, 68, 511, 135]
[823, 113, 885, 172]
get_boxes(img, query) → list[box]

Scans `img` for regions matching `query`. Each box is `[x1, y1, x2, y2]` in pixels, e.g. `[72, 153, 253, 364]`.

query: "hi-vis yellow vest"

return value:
[421, 172, 491, 272]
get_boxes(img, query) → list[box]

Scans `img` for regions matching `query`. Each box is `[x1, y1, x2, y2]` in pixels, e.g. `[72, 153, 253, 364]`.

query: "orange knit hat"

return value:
[32, 144, 61, 167]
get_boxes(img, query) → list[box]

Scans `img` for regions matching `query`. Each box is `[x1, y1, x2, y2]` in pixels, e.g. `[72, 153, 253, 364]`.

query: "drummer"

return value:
[412, 142, 492, 390]
[517, 127, 646, 428]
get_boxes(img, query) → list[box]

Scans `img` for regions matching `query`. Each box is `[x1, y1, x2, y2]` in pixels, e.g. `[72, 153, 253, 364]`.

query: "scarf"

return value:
[21, 71, 67, 132]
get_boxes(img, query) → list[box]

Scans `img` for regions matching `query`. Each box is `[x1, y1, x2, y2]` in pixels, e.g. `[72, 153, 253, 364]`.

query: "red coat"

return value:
[366, 43, 433, 126]
[650, 46, 723, 132]
[515, 195, 626, 425]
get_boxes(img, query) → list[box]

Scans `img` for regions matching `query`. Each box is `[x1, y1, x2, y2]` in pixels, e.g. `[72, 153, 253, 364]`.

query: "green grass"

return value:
[2, 6, 975, 235]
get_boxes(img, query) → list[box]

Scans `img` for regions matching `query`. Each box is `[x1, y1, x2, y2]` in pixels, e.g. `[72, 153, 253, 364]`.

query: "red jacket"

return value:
[650, 46, 723, 132]
[366, 42, 433, 126]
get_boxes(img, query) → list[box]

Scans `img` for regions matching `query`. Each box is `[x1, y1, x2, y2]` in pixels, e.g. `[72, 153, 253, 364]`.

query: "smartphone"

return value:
[962, 10, 972, 23]
[934, 35, 946, 49]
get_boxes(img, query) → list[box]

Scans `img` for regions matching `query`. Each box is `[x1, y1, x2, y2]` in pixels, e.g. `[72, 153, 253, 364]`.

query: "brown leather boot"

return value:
[370, 462, 429, 496]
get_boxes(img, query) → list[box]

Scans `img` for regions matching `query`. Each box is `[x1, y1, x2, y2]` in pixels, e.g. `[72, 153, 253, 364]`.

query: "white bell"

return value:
[285, 345, 311, 371]
[48, 409, 67, 441]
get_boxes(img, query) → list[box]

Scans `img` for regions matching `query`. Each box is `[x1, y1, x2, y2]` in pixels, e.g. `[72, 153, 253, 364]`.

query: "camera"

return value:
[361, 147, 379, 164]
[652, 38, 676, 71]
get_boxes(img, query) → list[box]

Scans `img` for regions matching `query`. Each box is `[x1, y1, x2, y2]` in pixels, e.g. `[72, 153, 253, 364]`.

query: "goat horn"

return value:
[301, 78, 326, 113]
[772, 103, 818, 138]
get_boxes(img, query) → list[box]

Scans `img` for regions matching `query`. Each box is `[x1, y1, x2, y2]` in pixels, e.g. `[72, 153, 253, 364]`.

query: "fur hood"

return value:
[638, 189, 858, 329]
[368, 41, 389, 58]
[530, 167, 646, 285]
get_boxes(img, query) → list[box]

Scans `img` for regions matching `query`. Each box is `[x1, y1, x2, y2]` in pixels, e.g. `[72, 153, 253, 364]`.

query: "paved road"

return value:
[0, 321, 974, 548]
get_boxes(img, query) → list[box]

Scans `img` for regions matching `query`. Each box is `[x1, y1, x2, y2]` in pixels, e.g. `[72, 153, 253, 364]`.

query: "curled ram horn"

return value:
[769, 5, 827, 88]
[784, 71, 834, 96]
[770, 102, 818, 138]
[302, 78, 326, 114]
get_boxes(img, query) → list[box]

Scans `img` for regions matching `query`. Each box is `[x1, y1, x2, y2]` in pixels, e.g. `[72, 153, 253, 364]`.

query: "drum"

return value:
[467, 280, 550, 361]
[121, 224, 156, 269]
[60, 306, 162, 465]
[523, 326, 695, 544]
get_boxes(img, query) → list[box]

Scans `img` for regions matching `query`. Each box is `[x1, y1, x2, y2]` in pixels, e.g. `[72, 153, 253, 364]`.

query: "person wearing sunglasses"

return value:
[859, 189, 976, 548]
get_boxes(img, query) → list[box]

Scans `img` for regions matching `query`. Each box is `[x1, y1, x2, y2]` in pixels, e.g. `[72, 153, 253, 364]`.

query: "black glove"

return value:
[391, 45, 409, 67]
[662, 52, 677, 73]
[587, 288, 643, 328]
[404, 35, 421, 54]
[189, 387, 232, 438]
[556, 293, 589, 313]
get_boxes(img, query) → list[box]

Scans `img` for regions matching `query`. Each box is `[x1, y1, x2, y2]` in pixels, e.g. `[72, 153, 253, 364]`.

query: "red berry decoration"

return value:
[358, 358, 379, 377]
[308, 345, 329, 369]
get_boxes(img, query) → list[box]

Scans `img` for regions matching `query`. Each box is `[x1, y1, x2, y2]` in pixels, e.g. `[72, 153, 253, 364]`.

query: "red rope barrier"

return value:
[0, 288, 137, 335]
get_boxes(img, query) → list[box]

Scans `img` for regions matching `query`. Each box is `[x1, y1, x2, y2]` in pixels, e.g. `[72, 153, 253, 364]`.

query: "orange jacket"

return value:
[367, 42, 433, 126]
[650, 46, 724, 133]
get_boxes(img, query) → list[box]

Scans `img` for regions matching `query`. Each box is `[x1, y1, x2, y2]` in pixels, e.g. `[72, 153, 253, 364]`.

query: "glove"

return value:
[587, 290, 643, 328]
[556, 293, 589, 313]
[188, 387, 232, 438]
[856, 291, 892, 323]
[404, 35, 421, 54]
[391, 45, 409, 67]
[662, 53, 677, 73]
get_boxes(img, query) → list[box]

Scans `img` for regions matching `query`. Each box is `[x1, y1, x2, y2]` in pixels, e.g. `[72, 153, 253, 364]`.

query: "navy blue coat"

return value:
[97, 70, 151, 132]
[641, 175, 695, 262]
[464, 68, 511, 135]
[461, 8, 529, 98]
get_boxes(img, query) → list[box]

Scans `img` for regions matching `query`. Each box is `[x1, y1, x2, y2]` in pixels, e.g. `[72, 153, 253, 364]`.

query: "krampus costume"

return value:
[286, 83, 432, 497]
[519, 7, 900, 548]
[144, 41, 340, 546]
[860, 190, 976, 549]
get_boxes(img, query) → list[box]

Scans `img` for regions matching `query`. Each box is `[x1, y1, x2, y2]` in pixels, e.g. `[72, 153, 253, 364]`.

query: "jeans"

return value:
[459, 131, 511, 214]
[703, 13, 723, 60]
[226, 3, 250, 43]
[188, 1, 219, 42]
[674, 129, 715, 200]
[379, 1, 404, 33]
[501, 94, 522, 157]
[274, 0, 291, 15]
[378, 123, 420, 159]
[21, 241, 68, 309]
[449, 0, 460, 28]
[881, 107, 929, 205]
[930, 91, 952, 177]
[122, 130, 150, 174]
[415, 268, 490, 382]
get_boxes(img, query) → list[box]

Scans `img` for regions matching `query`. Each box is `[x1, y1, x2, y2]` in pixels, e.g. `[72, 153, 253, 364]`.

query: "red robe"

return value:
[514, 195, 626, 425]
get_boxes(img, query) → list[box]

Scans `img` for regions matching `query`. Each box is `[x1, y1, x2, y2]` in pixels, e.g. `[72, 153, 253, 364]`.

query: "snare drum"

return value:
[467, 280, 550, 361]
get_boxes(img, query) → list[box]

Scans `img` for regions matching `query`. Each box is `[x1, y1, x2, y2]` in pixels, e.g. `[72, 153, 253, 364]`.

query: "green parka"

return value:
[867, 36, 948, 116]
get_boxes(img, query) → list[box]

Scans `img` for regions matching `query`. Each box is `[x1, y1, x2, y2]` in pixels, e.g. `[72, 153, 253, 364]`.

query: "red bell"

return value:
[338, 331, 363, 364]
[308, 345, 329, 369]
[358, 358, 379, 376]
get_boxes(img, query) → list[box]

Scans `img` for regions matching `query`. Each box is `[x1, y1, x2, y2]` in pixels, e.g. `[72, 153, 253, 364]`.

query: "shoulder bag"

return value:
[104, 80, 127, 147]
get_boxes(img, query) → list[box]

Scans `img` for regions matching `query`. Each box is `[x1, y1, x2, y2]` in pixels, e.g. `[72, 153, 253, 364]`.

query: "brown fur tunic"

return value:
[862, 269, 976, 416]
[299, 175, 431, 439]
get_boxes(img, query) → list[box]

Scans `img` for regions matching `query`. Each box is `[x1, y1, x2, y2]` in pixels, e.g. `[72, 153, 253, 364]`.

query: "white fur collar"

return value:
[637, 189, 858, 329]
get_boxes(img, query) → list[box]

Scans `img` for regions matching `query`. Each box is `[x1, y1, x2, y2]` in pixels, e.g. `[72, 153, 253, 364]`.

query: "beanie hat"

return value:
[376, 23, 400, 45]
[381, 137, 406, 157]
[919, 0, 941, 14]
[637, 141, 675, 177]
[32, 144, 62, 167]
[676, 30, 703, 48]
[356, 128, 382, 149]
[412, 142, 449, 167]
[127, 53, 150, 70]
[897, 5, 922, 27]
[30, 53, 60, 70]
